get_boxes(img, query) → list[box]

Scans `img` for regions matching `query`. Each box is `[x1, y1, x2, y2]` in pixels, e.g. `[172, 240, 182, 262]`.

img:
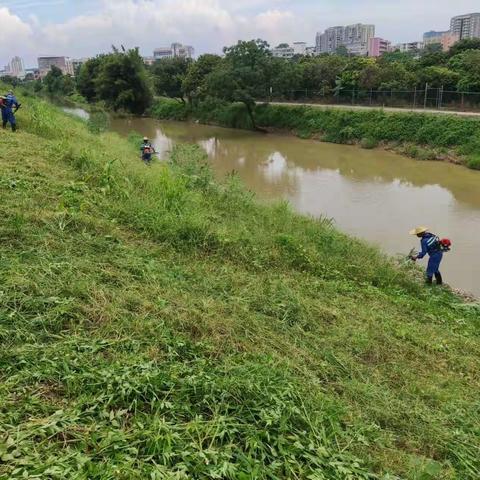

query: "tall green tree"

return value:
[449, 50, 480, 91]
[94, 48, 152, 114]
[449, 38, 480, 57]
[205, 39, 272, 129]
[182, 54, 222, 103]
[77, 56, 103, 102]
[300, 55, 348, 92]
[151, 57, 191, 103]
[43, 66, 74, 95]
[417, 66, 460, 89]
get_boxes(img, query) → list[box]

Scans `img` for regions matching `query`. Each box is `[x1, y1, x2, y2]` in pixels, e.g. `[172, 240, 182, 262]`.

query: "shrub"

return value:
[149, 97, 189, 120]
[87, 111, 109, 134]
[360, 137, 378, 149]
[466, 154, 480, 170]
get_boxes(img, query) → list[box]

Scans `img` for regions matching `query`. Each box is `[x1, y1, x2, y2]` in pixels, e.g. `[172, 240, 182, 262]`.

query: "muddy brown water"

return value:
[64, 109, 480, 297]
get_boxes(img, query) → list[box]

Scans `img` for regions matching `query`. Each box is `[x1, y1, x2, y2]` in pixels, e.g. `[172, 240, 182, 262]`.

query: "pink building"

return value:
[368, 37, 392, 57]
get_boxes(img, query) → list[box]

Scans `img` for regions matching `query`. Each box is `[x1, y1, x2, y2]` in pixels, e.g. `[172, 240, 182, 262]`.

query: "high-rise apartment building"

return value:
[153, 43, 194, 60]
[38, 56, 74, 78]
[316, 23, 375, 56]
[8, 56, 25, 79]
[450, 13, 480, 40]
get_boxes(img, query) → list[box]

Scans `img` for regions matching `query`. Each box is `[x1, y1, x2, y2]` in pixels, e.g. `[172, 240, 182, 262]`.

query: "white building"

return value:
[272, 44, 295, 59]
[8, 56, 25, 79]
[272, 42, 307, 59]
[316, 23, 375, 56]
[450, 13, 480, 40]
[293, 42, 307, 56]
[394, 42, 424, 53]
[153, 43, 195, 60]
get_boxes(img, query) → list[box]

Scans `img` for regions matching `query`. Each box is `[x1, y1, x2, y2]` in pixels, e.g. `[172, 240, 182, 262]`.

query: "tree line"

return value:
[14, 37, 480, 118]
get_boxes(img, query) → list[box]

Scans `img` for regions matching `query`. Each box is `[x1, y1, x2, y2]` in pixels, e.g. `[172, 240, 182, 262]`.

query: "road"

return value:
[263, 101, 480, 117]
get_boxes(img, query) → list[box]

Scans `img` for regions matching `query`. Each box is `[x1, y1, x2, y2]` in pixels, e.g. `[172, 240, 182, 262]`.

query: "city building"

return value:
[272, 44, 295, 59]
[293, 42, 307, 56]
[153, 43, 194, 60]
[450, 13, 480, 40]
[305, 46, 317, 56]
[394, 42, 424, 54]
[25, 68, 40, 80]
[316, 26, 345, 54]
[316, 23, 375, 56]
[423, 30, 460, 51]
[441, 32, 460, 51]
[143, 56, 155, 66]
[423, 30, 449, 45]
[71, 58, 90, 73]
[271, 42, 307, 59]
[368, 37, 392, 57]
[8, 56, 25, 79]
[38, 56, 74, 78]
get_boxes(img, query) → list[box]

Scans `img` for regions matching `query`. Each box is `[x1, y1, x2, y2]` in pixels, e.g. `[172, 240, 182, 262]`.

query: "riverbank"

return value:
[2, 96, 480, 479]
[150, 98, 480, 170]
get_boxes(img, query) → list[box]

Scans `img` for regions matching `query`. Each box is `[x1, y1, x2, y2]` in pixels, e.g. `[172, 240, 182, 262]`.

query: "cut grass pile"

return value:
[0, 95, 479, 479]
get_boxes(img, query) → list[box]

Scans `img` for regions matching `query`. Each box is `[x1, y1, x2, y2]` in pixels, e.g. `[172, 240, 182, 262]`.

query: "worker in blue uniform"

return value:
[410, 226, 443, 285]
[1, 91, 20, 132]
[140, 137, 156, 164]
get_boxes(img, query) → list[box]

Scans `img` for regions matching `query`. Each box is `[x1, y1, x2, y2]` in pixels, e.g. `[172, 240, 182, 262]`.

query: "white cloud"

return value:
[0, 7, 33, 63]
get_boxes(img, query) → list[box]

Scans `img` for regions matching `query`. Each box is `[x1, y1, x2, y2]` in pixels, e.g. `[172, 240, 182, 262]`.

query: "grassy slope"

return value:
[150, 98, 480, 169]
[0, 96, 479, 480]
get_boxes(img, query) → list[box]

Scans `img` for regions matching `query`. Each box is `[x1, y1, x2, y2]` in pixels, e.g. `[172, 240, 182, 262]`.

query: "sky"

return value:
[1, 0, 479, 67]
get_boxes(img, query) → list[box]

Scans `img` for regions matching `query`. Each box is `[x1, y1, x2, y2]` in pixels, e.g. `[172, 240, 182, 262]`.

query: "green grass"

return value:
[151, 98, 480, 169]
[1, 94, 480, 479]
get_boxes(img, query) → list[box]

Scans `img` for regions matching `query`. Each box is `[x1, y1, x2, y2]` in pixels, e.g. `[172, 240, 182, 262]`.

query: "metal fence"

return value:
[262, 87, 480, 112]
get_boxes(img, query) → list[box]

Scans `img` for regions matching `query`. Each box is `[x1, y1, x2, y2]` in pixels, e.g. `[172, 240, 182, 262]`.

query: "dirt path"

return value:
[264, 101, 480, 117]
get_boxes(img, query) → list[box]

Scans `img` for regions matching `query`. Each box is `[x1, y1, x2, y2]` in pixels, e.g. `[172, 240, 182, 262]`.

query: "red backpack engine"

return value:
[440, 238, 452, 252]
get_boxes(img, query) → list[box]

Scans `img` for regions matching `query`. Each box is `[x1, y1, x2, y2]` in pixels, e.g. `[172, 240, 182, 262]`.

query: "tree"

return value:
[205, 39, 272, 129]
[417, 66, 460, 89]
[151, 57, 191, 102]
[77, 56, 103, 102]
[43, 66, 76, 96]
[182, 54, 222, 103]
[419, 47, 448, 68]
[449, 50, 480, 91]
[335, 45, 349, 57]
[300, 55, 348, 91]
[0, 75, 19, 87]
[378, 62, 416, 90]
[94, 49, 152, 114]
[449, 38, 480, 57]
[268, 58, 303, 98]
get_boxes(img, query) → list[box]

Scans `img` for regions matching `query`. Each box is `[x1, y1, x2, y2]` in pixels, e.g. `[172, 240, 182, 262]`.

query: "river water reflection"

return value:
[106, 117, 480, 296]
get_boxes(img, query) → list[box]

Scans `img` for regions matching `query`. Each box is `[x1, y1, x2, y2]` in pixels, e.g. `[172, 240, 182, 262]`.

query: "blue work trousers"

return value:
[426, 252, 443, 278]
[2, 109, 16, 127]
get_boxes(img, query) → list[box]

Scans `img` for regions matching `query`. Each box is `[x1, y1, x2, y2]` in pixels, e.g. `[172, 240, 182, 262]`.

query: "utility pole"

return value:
[424, 83, 429, 109]
[413, 87, 417, 108]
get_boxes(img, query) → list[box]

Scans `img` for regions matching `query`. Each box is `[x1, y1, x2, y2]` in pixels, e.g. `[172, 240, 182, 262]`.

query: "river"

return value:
[64, 109, 480, 296]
